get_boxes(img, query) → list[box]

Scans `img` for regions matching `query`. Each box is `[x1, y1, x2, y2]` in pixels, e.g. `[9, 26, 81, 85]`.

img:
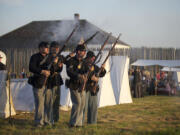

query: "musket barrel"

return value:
[90, 34, 121, 93]
[81, 33, 111, 91]
[102, 34, 121, 65]
[59, 25, 78, 54]
[94, 33, 112, 63]
[83, 31, 99, 45]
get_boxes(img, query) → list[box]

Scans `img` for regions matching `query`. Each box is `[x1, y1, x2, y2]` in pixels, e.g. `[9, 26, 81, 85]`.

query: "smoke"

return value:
[41, 18, 104, 46]
[48, 20, 78, 43]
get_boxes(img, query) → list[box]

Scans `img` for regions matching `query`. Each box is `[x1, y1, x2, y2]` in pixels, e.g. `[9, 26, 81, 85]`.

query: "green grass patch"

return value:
[0, 95, 180, 135]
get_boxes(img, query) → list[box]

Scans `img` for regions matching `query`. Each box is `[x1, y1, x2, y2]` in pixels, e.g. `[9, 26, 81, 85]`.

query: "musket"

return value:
[90, 33, 121, 93]
[42, 25, 78, 86]
[47, 25, 78, 69]
[72, 31, 99, 53]
[82, 31, 99, 46]
[100, 34, 121, 67]
[80, 33, 112, 91]
[39, 25, 78, 67]
[65, 31, 99, 62]
[58, 25, 78, 54]
[94, 33, 112, 63]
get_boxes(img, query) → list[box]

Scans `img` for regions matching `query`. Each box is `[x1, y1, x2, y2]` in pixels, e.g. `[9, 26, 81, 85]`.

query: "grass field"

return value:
[0, 95, 180, 135]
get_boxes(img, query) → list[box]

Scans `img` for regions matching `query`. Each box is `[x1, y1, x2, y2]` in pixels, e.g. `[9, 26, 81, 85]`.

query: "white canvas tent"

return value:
[131, 59, 180, 67]
[2, 52, 132, 112]
[0, 51, 16, 118]
[172, 72, 180, 90]
[111, 56, 132, 104]
[10, 79, 34, 111]
[0, 50, 6, 65]
[161, 67, 180, 90]
[0, 71, 16, 118]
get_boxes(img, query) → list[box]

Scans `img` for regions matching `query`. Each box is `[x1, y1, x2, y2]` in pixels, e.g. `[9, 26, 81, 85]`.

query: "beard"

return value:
[76, 54, 84, 60]
[41, 51, 48, 56]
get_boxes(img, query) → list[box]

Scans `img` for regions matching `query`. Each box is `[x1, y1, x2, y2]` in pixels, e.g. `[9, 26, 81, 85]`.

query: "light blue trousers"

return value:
[33, 87, 46, 126]
[83, 91, 98, 124]
[69, 90, 86, 126]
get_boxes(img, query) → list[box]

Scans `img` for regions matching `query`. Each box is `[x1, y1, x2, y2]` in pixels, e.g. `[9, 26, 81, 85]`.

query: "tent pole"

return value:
[8, 71, 13, 125]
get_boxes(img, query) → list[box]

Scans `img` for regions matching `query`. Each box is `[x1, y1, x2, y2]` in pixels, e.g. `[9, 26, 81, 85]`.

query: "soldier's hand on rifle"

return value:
[91, 74, 99, 82]
[41, 70, 50, 77]
[69, 52, 75, 57]
[90, 66, 94, 71]
[53, 57, 59, 63]
[58, 62, 63, 67]
[78, 74, 86, 80]
[102, 64, 106, 69]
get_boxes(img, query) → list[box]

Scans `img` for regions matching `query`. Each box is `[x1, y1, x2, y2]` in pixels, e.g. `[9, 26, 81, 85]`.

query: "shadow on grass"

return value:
[0, 117, 34, 129]
[11, 118, 33, 126]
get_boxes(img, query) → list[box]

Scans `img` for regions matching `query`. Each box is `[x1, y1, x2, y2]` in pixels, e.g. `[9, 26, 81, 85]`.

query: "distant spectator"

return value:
[160, 71, 165, 80]
[156, 72, 160, 80]
[20, 68, 27, 78]
[145, 75, 151, 94]
[158, 78, 165, 88]
[158, 79, 171, 96]
[164, 72, 168, 79]
[141, 77, 146, 97]
[133, 67, 142, 98]
[149, 77, 157, 95]
[10, 72, 17, 78]
[129, 68, 134, 96]
[170, 80, 177, 95]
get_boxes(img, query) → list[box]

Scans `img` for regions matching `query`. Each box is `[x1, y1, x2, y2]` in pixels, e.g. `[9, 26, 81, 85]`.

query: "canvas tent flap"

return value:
[172, 72, 180, 90]
[10, 79, 34, 111]
[111, 56, 132, 104]
[98, 56, 117, 107]
[60, 64, 72, 108]
[0, 71, 16, 118]
[177, 72, 180, 90]
[131, 59, 180, 67]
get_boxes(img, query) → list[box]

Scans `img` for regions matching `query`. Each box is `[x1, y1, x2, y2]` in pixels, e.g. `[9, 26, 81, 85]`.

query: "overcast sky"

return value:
[0, 0, 180, 48]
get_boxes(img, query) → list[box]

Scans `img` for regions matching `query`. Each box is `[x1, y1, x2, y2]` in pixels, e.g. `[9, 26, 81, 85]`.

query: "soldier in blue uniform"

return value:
[66, 45, 88, 127]
[83, 51, 106, 124]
